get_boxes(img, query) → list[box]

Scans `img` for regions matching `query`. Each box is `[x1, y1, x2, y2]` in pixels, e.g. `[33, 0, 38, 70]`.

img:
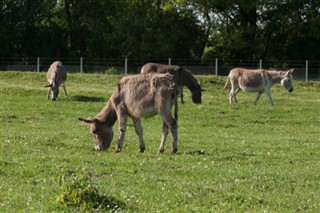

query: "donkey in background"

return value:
[224, 68, 294, 105]
[79, 73, 180, 154]
[141, 63, 202, 104]
[44, 61, 67, 101]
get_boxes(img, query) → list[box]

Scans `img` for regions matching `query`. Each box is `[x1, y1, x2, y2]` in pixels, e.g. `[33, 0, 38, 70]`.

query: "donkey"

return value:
[141, 62, 202, 105]
[224, 68, 294, 105]
[44, 61, 67, 101]
[79, 73, 180, 154]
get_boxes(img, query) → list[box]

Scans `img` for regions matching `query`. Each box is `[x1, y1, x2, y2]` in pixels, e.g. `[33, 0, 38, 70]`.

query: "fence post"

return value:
[125, 57, 128, 74]
[259, 59, 262, 69]
[306, 60, 308, 82]
[168, 57, 171, 65]
[80, 57, 83, 73]
[215, 58, 218, 76]
[37, 57, 40, 72]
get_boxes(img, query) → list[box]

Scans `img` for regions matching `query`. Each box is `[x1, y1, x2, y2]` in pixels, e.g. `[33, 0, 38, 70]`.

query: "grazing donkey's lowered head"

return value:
[224, 68, 294, 105]
[79, 73, 180, 154]
[44, 61, 67, 101]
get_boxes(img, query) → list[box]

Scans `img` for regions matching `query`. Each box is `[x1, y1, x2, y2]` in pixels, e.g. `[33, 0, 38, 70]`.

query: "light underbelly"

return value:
[132, 105, 157, 118]
[241, 86, 265, 92]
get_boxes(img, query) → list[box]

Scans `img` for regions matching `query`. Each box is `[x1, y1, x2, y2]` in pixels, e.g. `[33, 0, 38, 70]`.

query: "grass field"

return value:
[1, 71, 320, 212]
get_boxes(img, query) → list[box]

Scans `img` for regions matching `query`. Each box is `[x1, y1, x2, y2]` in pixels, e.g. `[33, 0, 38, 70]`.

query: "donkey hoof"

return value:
[171, 148, 178, 154]
[158, 149, 164, 154]
[139, 146, 145, 153]
[115, 147, 121, 153]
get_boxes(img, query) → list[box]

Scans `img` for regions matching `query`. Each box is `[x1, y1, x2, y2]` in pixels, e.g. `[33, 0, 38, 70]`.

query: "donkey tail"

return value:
[223, 76, 230, 90]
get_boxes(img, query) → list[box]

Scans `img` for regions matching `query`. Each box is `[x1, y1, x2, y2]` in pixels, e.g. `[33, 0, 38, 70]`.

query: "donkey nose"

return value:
[289, 88, 293, 93]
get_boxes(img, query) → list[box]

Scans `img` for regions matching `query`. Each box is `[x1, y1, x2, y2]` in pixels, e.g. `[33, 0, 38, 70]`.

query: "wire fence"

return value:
[0, 57, 319, 81]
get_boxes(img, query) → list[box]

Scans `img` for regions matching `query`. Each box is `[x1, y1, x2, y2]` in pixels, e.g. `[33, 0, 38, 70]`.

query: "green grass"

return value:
[1, 71, 320, 212]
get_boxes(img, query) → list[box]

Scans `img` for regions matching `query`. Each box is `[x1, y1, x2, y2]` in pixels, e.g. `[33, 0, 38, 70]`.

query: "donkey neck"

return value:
[268, 71, 285, 84]
[96, 101, 117, 126]
[181, 70, 200, 92]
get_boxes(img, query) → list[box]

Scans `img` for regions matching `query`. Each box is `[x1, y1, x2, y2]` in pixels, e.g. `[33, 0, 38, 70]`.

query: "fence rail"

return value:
[0, 57, 319, 81]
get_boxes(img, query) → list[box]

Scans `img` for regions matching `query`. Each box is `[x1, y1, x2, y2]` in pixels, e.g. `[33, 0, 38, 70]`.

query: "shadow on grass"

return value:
[70, 95, 105, 102]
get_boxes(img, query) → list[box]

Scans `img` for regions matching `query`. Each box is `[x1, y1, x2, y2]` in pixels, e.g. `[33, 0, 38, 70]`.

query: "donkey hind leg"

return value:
[115, 115, 128, 153]
[159, 114, 178, 154]
[62, 83, 67, 96]
[254, 91, 264, 105]
[229, 86, 239, 104]
[158, 122, 169, 154]
[132, 117, 145, 152]
[233, 88, 240, 103]
[266, 90, 273, 105]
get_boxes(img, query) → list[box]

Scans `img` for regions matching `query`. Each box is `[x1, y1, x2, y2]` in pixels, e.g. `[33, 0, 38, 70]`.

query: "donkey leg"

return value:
[266, 90, 273, 105]
[168, 119, 178, 154]
[254, 91, 263, 105]
[47, 87, 51, 99]
[233, 88, 240, 103]
[62, 84, 67, 96]
[132, 117, 145, 152]
[174, 99, 178, 122]
[179, 86, 184, 104]
[161, 115, 178, 154]
[115, 116, 128, 153]
[158, 122, 169, 154]
[229, 90, 233, 104]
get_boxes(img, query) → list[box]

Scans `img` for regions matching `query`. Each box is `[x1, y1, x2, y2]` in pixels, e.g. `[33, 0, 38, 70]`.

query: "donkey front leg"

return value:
[179, 85, 184, 104]
[115, 116, 128, 153]
[47, 87, 51, 99]
[132, 117, 145, 152]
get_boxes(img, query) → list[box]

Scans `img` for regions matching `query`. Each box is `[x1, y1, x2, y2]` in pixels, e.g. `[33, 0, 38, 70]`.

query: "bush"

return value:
[55, 173, 125, 211]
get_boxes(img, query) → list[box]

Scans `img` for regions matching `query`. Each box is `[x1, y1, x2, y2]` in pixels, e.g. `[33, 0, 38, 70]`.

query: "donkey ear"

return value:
[78, 118, 98, 124]
[289, 68, 294, 74]
[285, 69, 294, 76]
[44, 84, 52, 88]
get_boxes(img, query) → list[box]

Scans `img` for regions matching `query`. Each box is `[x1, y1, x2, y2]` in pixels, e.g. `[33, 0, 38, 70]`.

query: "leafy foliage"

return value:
[1, 0, 319, 60]
[55, 173, 125, 211]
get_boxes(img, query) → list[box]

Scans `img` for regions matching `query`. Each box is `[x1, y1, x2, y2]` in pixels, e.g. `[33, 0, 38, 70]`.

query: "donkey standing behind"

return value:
[224, 68, 294, 105]
[45, 61, 67, 101]
[141, 62, 202, 105]
[79, 73, 180, 154]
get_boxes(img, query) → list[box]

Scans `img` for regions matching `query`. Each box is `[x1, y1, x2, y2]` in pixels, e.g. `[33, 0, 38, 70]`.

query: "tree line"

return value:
[1, 0, 319, 62]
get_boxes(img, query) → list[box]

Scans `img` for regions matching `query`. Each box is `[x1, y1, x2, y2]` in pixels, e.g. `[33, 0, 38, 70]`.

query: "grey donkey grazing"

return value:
[79, 73, 180, 154]
[45, 61, 67, 101]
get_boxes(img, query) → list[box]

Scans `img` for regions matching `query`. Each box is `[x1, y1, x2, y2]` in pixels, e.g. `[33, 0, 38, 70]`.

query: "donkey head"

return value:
[78, 118, 114, 151]
[191, 89, 202, 104]
[281, 69, 294, 93]
[45, 83, 59, 101]
[182, 68, 203, 104]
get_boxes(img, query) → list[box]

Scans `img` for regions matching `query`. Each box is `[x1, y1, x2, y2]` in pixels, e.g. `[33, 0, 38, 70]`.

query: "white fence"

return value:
[1, 57, 319, 81]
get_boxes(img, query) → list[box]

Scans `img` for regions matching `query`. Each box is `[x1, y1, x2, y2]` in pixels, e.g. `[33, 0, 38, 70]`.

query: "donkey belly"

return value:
[130, 105, 157, 118]
[241, 86, 265, 92]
